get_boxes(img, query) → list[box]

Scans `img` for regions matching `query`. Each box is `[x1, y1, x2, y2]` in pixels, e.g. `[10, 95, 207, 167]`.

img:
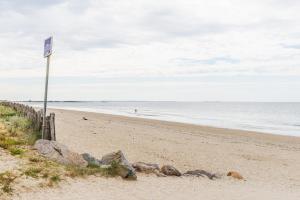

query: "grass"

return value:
[0, 105, 43, 195]
[9, 147, 25, 156]
[45, 174, 61, 187]
[0, 171, 17, 194]
[26, 130, 41, 145]
[24, 167, 43, 178]
[65, 162, 119, 178]
[28, 156, 43, 163]
[0, 104, 123, 196]
[9, 116, 32, 131]
[0, 105, 41, 148]
[0, 106, 17, 118]
[0, 137, 23, 149]
[65, 165, 103, 178]
[50, 174, 61, 182]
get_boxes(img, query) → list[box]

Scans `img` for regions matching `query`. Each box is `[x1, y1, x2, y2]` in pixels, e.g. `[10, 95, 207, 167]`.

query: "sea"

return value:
[22, 101, 300, 137]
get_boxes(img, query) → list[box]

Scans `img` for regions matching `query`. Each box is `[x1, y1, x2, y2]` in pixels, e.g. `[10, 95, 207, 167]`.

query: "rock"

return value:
[100, 150, 137, 180]
[132, 162, 166, 177]
[227, 171, 244, 180]
[82, 117, 88, 120]
[81, 153, 101, 166]
[160, 165, 181, 176]
[183, 170, 220, 180]
[34, 139, 88, 167]
[132, 162, 159, 173]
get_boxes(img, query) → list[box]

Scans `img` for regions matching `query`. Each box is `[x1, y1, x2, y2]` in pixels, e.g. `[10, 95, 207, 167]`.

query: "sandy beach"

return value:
[14, 108, 300, 200]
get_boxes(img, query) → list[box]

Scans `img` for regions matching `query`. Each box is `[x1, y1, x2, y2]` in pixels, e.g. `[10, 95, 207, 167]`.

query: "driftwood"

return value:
[0, 101, 56, 141]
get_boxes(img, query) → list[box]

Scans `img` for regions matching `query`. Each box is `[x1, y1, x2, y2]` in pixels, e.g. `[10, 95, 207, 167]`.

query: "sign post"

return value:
[42, 36, 53, 139]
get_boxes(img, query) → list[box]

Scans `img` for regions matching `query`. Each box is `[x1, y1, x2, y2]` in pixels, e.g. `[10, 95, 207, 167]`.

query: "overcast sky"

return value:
[0, 0, 300, 101]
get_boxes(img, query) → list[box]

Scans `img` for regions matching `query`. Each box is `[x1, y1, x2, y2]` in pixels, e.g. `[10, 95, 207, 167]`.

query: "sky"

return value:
[0, 0, 300, 101]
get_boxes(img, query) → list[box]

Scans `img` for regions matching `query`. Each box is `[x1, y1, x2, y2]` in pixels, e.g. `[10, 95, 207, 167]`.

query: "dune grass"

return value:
[0, 104, 120, 196]
[0, 105, 42, 195]
[0, 172, 17, 194]
[0, 106, 17, 118]
[9, 147, 25, 156]
[0, 105, 41, 147]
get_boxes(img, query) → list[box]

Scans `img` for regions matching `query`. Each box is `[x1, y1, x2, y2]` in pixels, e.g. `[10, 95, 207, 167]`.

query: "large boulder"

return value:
[100, 150, 137, 180]
[160, 165, 181, 176]
[34, 139, 88, 167]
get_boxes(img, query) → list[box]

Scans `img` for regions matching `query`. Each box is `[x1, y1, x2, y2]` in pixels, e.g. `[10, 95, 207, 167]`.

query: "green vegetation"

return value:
[24, 167, 43, 178]
[0, 104, 120, 196]
[0, 137, 23, 149]
[50, 174, 61, 183]
[9, 116, 32, 131]
[28, 156, 43, 163]
[9, 147, 25, 156]
[0, 171, 17, 194]
[23, 155, 63, 180]
[0, 104, 43, 195]
[0, 106, 17, 118]
[65, 161, 119, 178]
[65, 165, 104, 178]
[0, 105, 41, 148]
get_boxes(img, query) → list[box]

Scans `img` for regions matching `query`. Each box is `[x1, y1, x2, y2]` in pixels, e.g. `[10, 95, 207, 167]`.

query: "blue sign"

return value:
[44, 37, 53, 57]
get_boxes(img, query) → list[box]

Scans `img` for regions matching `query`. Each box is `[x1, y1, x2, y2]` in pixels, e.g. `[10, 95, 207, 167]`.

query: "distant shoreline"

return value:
[20, 101, 300, 137]
[15, 100, 300, 103]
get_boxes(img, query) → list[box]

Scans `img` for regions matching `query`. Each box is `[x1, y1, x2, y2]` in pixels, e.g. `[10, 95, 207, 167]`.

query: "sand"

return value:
[14, 109, 300, 200]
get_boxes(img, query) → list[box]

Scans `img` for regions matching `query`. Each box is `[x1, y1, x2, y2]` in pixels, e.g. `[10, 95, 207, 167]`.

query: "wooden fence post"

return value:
[50, 113, 56, 141]
[44, 116, 51, 140]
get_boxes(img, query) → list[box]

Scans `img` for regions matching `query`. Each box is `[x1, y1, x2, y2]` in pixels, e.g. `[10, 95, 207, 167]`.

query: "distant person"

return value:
[134, 109, 138, 114]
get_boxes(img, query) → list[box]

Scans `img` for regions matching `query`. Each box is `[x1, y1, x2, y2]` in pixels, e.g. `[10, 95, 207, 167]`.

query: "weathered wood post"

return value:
[36, 110, 43, 131]
[44, 116, 51, 140]
[50, 113, 56, 141]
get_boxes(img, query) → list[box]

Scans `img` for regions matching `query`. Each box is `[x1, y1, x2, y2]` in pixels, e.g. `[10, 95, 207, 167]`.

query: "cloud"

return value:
[0, 0, 300, 79]
[172, 57, 240, 66]
[281, 44, 300, 49]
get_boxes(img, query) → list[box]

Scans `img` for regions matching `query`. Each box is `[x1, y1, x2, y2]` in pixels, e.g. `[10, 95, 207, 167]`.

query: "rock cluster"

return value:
[34, 140, 242, 181]
[34, 140, 136, 180]
[132, 162, 223, 180]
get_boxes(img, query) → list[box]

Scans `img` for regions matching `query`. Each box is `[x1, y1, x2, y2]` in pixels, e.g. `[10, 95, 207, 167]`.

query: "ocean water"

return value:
[23, 101, 300, 137]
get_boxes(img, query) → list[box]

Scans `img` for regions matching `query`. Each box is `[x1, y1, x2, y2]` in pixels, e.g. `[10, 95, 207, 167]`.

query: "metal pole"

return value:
[42, 55, 51, 139]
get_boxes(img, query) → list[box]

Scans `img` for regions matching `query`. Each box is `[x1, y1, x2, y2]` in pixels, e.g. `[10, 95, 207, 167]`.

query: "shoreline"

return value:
[33, 104, 298, 138]
[49, 107, 300, 139]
